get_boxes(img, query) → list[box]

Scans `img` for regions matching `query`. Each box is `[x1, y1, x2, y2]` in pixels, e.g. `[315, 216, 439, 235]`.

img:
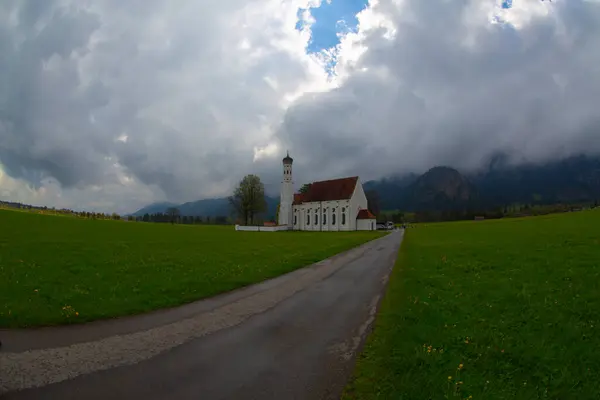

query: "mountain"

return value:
[130, 196, 279, 219]
[364, 167, 478, 212]
[130, 201, 179, 216]
[132, 154, 600, 218]
[364, 154, 600, 212]
[405, 166, 478, 211]
[471, 155, 600, 208]
[363, 173, 418, 210]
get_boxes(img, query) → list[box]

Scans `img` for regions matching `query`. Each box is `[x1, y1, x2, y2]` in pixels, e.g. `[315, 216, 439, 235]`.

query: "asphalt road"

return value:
[2, 230, 403, 400]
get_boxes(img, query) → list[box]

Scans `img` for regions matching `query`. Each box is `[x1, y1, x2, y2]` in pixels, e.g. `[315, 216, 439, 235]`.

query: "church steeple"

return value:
[282, 151, 293, 184]
[283, 150, 293, 164]
[279, 151, 294, 227]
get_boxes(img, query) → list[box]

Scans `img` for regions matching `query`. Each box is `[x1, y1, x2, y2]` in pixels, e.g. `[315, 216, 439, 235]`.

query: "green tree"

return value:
[229, 174, 267, 225]
[299, 183, 312, 194]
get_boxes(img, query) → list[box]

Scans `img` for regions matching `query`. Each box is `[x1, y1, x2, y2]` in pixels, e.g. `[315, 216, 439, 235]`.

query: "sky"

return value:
[1, 0, 600, 214]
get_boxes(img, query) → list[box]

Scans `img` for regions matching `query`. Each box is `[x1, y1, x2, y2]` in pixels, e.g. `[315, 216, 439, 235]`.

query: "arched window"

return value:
[332, 212, 336, 225]
[294, 215, 297, 225]
[307, 214, 310, 225]
[342, 207, 346, 225]
[315, 214, 318, 225]
[323, 212, 327, 225]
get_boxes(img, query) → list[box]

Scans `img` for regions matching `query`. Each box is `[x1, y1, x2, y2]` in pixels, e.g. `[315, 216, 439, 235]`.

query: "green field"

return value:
[0, 209, 383, 328]
[345, 210, 600, 399]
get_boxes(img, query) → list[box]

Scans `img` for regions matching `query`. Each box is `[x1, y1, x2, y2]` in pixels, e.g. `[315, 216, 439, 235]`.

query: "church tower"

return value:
[278, 151, 294, 227]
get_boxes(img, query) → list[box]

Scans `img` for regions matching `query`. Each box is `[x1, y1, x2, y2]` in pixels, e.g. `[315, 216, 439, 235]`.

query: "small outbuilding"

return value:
[356, 209, 377, 231]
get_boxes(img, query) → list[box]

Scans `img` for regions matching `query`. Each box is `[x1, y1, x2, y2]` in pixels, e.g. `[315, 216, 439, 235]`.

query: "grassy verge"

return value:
[344, 210, 600, 399]
[0, 209, 383, 328]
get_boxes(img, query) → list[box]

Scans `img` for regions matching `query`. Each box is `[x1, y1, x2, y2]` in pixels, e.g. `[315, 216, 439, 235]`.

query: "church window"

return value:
[342, 208, 346, 225]
[332, 213, 336, 225]
[315, 214, 318, 225]
[294, 215, 297, 225]
[307, 214, 310, 225]
[323, 213, 326, 225]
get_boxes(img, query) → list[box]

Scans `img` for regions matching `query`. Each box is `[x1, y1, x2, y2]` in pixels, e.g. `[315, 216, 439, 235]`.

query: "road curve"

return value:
[1, 230, 403, 400]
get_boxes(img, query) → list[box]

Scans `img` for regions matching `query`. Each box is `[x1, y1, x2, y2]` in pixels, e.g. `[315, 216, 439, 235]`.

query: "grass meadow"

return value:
[345, 209, 600, 399]
[0, 209, 383, 328]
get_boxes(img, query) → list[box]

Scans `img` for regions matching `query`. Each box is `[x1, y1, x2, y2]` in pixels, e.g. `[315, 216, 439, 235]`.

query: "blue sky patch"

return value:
[296, 0, 369, 54]
[502, 0, 513, 8]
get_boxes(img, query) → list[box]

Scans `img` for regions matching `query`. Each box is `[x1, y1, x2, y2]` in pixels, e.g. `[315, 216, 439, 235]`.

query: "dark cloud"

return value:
[279, 0, 600, 181]
[1, 0, 599, 213]
[0, 0, 321, 211]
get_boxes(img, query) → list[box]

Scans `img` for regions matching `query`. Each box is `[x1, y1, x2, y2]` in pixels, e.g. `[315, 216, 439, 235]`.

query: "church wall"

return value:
[357, 219, 376, 231]
[349, 177, 369, 230]
[292, 199, 352, 231]
[235, 225, 291, 232]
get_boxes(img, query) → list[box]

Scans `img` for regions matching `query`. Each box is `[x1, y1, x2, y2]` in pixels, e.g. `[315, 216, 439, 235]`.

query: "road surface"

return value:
[1, 230, 403, 400]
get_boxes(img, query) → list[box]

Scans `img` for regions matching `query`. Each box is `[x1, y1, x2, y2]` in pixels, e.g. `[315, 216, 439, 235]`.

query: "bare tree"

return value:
[229, 174, 267, 225]
[166, 207, 180, 224]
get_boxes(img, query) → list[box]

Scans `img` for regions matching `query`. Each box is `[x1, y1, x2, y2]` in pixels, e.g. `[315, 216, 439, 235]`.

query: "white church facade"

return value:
[278, 152, 377, 231]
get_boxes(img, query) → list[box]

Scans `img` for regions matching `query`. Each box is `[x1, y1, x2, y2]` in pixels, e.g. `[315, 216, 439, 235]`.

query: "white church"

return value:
[278, 152, 377, 231]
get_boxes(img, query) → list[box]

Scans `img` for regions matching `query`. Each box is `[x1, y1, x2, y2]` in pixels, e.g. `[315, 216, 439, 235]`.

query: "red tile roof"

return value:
[295, 176, 358, 203]
[293, 193, 305, 205]
[357, 209, 376, 220]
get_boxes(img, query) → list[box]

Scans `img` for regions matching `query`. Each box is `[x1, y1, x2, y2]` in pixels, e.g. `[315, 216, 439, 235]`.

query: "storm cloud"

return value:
[281, 0, 600, 182]
[0, 0, 599, 213]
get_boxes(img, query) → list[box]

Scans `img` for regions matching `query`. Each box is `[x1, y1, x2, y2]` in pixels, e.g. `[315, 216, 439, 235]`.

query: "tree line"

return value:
[5, 174, 594, 227]
[138, 211, 230, 225]
[0, 174, 272, 226]
[0, 200, 232, 225]
[0, 200, 124, 220]
[375, 201, 598, 224]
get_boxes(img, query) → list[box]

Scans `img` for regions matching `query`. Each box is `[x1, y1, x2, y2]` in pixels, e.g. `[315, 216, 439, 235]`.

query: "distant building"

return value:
[278, 152, 377, 231]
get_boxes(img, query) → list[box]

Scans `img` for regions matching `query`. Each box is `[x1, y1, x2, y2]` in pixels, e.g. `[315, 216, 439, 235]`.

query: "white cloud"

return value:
[278, 0, 600, 183]
[0, 0, 331, 212]
[1, 0, 599, 214]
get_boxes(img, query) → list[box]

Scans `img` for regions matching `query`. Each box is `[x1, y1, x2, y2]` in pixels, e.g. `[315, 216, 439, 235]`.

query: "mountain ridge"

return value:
[130, 196, 279, 219]
[130, 154, 600, 217]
